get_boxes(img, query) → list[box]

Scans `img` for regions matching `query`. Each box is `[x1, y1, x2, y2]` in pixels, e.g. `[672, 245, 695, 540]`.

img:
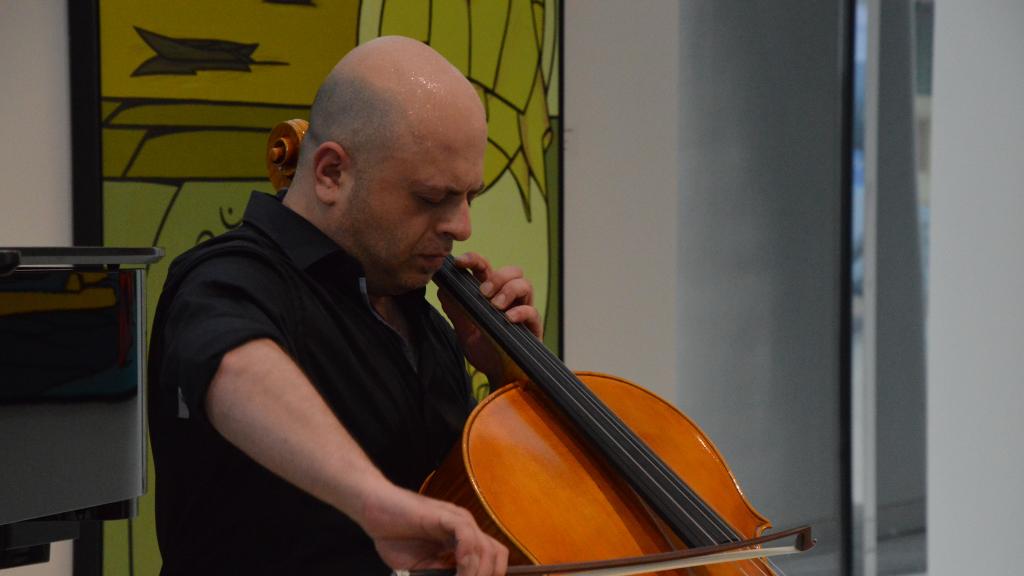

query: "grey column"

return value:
[677, 2, 848, 575]
[865, 1, 927, 573]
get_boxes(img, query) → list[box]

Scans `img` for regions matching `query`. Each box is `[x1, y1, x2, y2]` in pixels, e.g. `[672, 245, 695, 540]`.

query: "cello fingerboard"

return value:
[433, 257, 740, 550]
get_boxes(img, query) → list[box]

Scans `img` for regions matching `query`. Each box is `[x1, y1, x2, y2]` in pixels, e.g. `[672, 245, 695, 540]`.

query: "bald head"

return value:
[298, 36, 485, 173]
[285, 38, 488, 292]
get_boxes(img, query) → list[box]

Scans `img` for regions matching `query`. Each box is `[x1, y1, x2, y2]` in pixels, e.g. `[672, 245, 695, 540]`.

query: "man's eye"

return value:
[419, 195, 444, 205]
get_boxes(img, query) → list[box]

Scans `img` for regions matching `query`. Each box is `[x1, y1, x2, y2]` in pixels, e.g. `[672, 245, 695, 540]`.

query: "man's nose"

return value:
[441, 199, 472, 241]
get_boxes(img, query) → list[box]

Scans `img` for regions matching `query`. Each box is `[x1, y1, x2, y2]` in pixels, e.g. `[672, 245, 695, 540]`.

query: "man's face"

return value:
[338, 116, 486, 295]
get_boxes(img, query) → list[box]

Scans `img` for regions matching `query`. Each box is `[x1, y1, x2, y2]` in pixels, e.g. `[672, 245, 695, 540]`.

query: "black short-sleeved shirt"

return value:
[148, 191, 475, 575]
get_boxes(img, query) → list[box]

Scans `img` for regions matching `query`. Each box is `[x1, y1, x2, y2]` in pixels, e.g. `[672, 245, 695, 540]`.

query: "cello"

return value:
[267, 121, 814, 576]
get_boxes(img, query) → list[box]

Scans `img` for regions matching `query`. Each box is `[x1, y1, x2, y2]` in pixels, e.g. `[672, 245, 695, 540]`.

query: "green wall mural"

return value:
[79, 0, 562, 573]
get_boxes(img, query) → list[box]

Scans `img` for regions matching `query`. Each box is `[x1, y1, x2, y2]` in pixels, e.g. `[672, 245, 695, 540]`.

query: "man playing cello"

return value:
[148, 36, 539, 575]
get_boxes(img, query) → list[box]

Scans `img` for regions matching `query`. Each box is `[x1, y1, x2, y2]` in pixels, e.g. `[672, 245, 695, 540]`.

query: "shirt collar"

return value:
[241, 191, 361, 275]
[240, 191, 428, 303]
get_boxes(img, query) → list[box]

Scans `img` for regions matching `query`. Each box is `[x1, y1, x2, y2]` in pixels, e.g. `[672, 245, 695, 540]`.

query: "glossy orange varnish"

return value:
[422, 372, 776, 575]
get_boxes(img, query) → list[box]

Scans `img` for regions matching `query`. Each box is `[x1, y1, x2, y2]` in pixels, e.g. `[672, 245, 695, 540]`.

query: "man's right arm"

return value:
[206, 338, 508, 576]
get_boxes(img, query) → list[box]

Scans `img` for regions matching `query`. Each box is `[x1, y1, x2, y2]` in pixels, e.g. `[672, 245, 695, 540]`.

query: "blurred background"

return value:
[2, 1, 1021, 575]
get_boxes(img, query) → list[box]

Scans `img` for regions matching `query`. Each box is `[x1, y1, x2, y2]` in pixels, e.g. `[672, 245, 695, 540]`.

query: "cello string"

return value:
[499, 298, 780, 576]
[442, 266, 729, 541]
[538, 351, 741, 538]
[438, 263, 774, 576]
[439, 264, 732, 545]
[443, 265, 738, 542]
[443, 269, 776, 576]
[512, 319, 778, 576]
[475, 302, 776, 576]
[439, 266, 773, 576]
[514, 331, 772, 576]
[548, 373, 776, 576]
[530, 349, 739, 542]
[520, 343, 779, 576]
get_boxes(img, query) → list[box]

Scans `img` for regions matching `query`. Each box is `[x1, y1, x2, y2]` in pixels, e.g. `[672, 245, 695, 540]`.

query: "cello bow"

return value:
[393, 525, 814, 576]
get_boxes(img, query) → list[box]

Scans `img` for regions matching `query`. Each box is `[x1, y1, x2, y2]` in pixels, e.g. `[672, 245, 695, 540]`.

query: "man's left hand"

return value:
[438, 252, 542, 387]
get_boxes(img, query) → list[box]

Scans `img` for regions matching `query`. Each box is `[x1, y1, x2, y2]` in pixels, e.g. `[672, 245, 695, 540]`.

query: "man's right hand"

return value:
[208, 339, 507, 574]
[360, 485, 508, 576]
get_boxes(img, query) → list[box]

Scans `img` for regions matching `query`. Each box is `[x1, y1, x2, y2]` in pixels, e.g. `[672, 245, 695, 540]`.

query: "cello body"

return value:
[422, 372, 775, 575]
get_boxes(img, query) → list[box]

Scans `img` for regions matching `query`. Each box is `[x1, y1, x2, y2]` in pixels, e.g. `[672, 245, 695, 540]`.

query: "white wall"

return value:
[0, 0, 73, 572]
[928, 2, 1024, 574]
[0, 0, 72, 247]
[562, 0, 680, 401]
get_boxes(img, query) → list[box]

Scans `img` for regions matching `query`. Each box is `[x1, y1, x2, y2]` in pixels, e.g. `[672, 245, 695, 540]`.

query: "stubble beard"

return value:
[342, 184, 425, 296]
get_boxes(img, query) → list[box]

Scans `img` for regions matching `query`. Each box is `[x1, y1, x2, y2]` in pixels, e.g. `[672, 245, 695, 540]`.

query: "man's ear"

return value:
[312, 141, 352, 206]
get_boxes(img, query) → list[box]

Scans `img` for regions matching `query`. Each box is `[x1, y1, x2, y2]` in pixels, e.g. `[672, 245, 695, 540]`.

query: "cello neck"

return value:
[432, 257, 740, 549]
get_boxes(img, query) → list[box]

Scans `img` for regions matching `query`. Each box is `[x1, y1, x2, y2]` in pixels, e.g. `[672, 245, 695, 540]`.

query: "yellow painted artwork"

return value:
[96, 0, 561, 573]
